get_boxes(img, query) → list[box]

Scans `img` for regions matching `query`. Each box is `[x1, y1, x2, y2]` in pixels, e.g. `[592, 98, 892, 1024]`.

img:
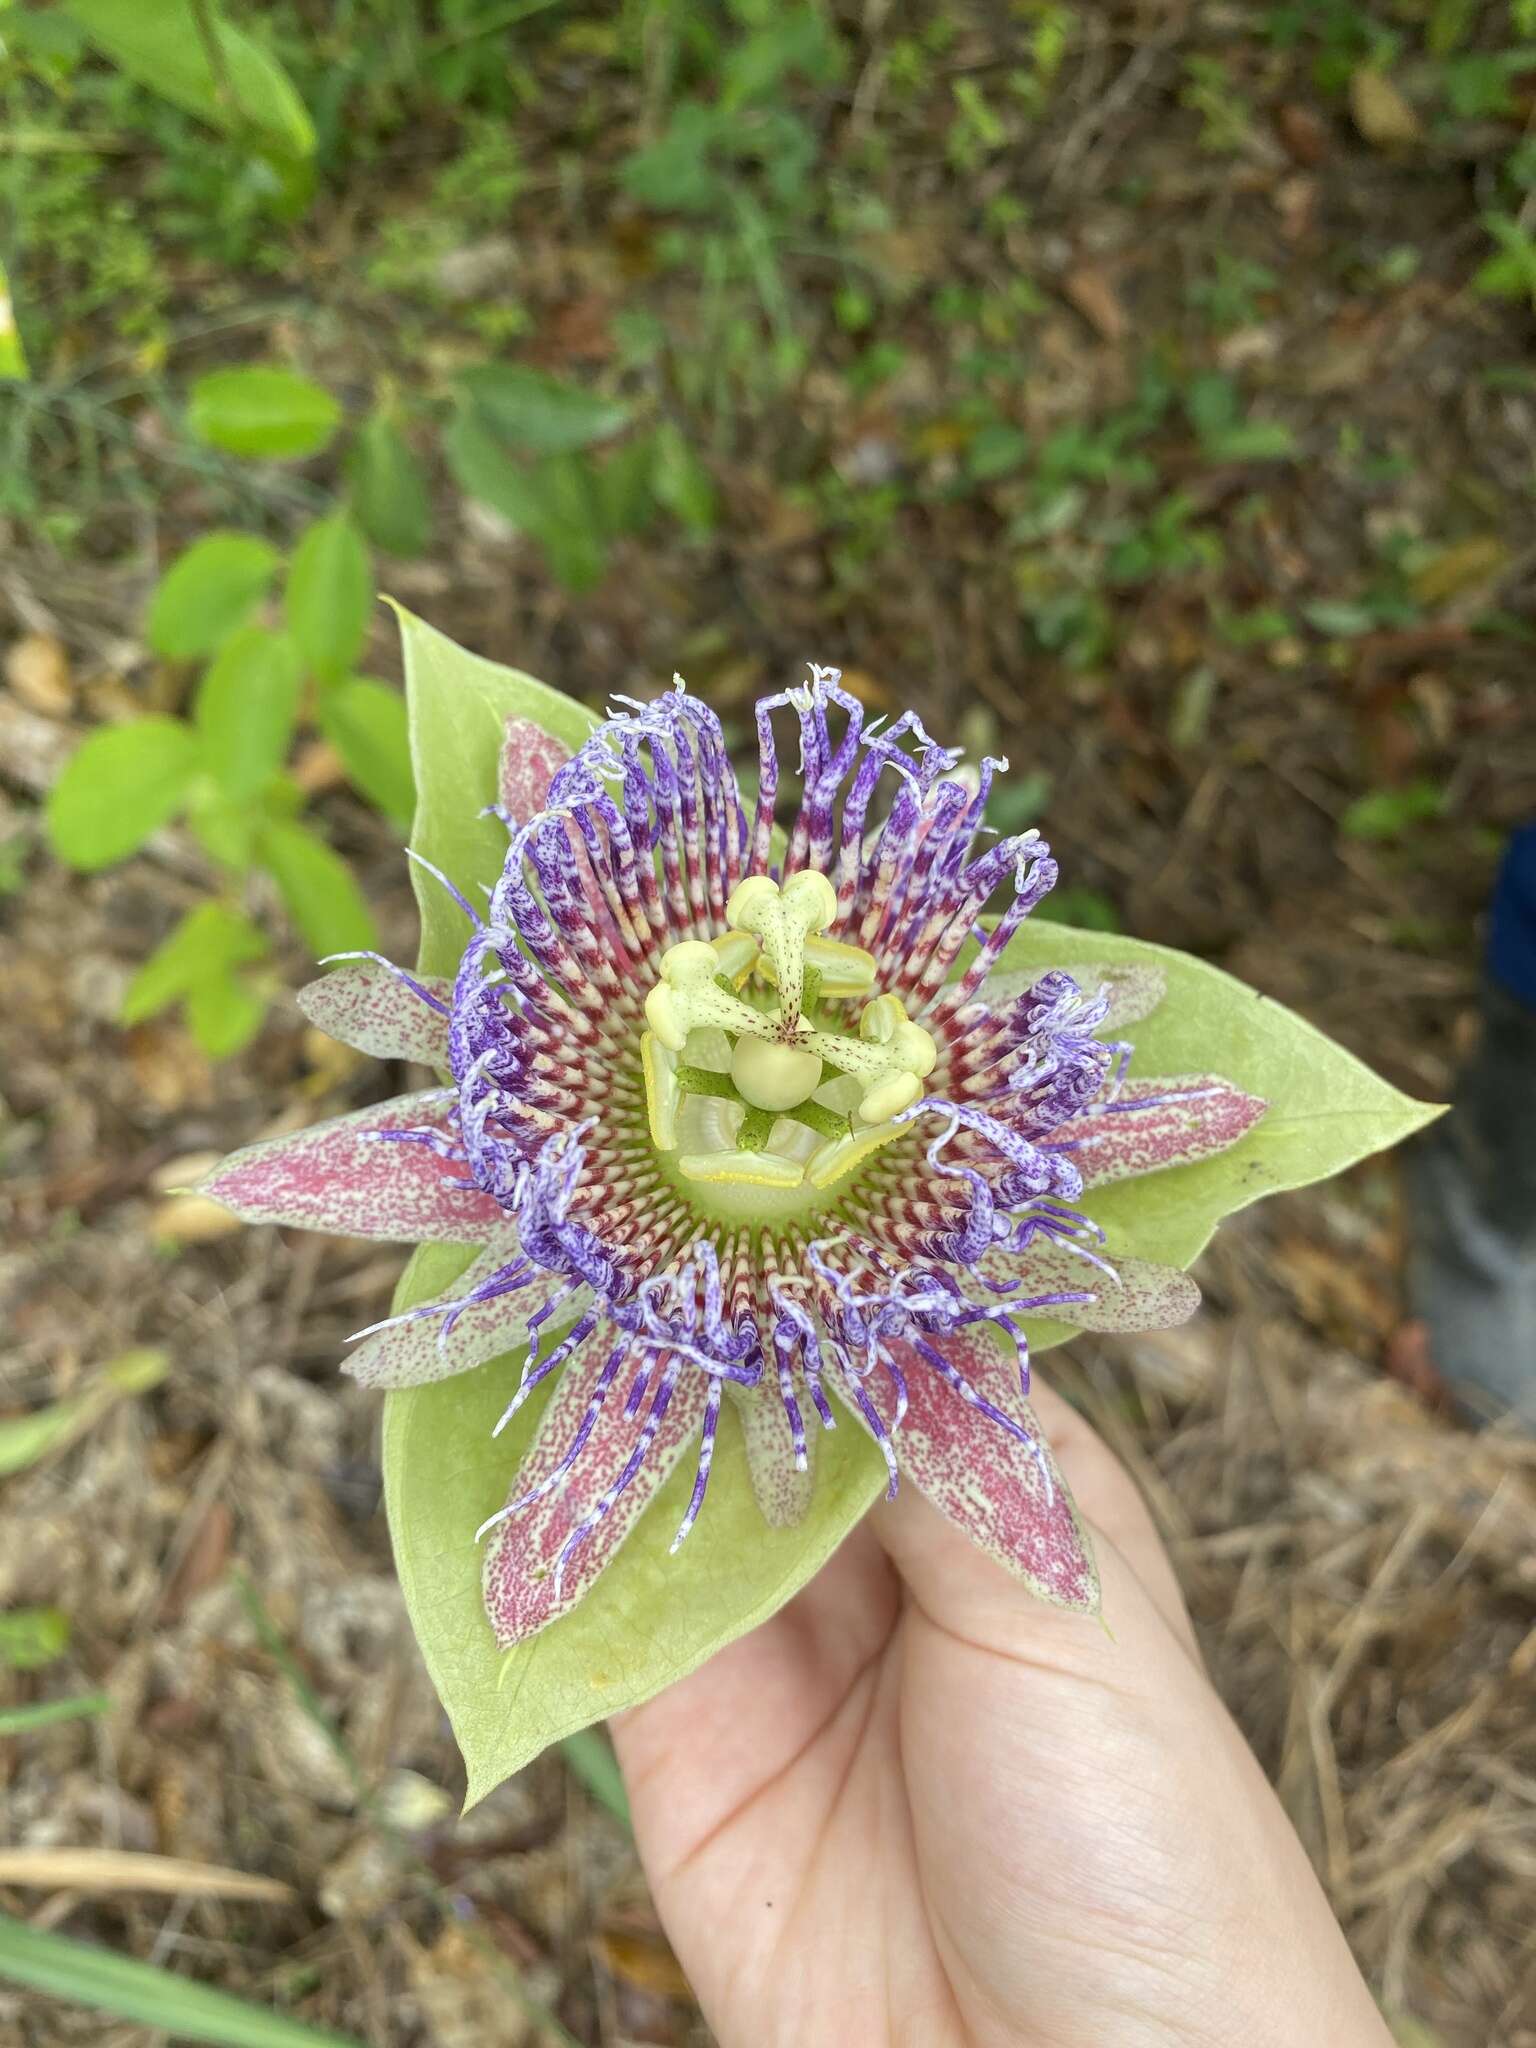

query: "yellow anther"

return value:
[810, 994, 936, 1101]
[860, 993, 908, 1044]
[757, 933, 878, 998]
[640, 1031, 680, 1148]
[859, 1071, 923, 1124]
[805, 934, 877, 995]
[678, 1148, 805, 1190]
[711, 931, 760, 984]
[806, 1120, 907, 1190]
[643, 982, 689, 1052]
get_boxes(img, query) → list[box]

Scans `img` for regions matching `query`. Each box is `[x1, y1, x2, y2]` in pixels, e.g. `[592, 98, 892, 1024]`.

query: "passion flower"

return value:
[206, 665, 1270, 1638]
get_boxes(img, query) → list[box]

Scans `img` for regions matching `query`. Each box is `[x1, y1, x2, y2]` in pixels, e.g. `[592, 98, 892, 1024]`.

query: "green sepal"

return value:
[383, 1246, 885, 1809]
[388, 601, 599, 978]
[995, 920, 1442, 1352]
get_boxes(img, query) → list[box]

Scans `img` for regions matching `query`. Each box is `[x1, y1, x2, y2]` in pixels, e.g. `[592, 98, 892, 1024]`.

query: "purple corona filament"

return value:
[204, 655, 1267, 1636]
[389, 674, 1131, 1557]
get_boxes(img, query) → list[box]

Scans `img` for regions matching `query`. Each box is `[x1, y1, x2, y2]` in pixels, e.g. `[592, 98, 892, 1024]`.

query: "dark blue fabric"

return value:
[1488, 822, 1536, 1012]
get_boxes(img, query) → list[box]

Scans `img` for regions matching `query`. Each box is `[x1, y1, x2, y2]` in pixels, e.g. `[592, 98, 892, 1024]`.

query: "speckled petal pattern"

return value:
[482, 1335, 708, 1647]
[984, 959, 1167, 1036]
[297, 961, 452, 1065]
[201, 1094, 504, 1241]
[730, 1384, 817, 1529]
[1061, 1074, 1267, 1187]
[882, 1328, 1098, 1612]
[345, 1239, 589, 1388]
[986, 1241, 1201, 1334]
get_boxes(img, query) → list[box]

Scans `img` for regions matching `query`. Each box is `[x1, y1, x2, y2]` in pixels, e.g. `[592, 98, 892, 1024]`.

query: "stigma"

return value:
[638, 872, 938, 1197]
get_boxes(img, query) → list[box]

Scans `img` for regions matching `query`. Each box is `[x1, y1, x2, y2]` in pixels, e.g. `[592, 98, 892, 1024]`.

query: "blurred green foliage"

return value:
[4, 0, 1528, 1004]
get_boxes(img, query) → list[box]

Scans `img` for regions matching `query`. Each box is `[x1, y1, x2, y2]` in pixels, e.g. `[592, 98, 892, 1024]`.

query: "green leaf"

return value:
[46, 719, 200, 871]
[258, 818, 376, 960]
[285, 512, 373, 682]
[345, 411, 432, 557]
[441, 406, 543, 525]
[0, 258, 30, 381]
[0, 1352, 168, 1480]
[188, 367, 340, 461]
[121, 902, 267, 1026]
[989, 920, 1441, 1349]
[1340, 780, 1446, 841]
[0, 1608, 70, 1672]
[966, 422, 1031, 482]
[64, 0, 315, 159]
[187, 786, 261, 870]
[593, 435, 657, 539]
[0, 1693, 111, 1736]
[455, 365, 630, 454]
[382, 1246, 886, 1808]
[390, 603, 598, 978]
[1303, 599, 1378, 638]
[1185, 371, 1240, 437]
[147, 533, 281, 660]
[317, 677, 414, 826]
[619, 103, 726, 212]
[1200, 418, 1297, 463]
[194, 627, 302, 800]
[441, 412, 608, 591]
[1033, 885, 1120, 932]
[650, 421, 717, 535]
[0, 1911, 363, 2048]
[524, 457, 608, 591]
[186, 971, 268, 1057]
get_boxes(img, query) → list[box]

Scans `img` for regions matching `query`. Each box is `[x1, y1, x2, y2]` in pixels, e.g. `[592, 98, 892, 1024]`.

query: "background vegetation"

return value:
[2, 2, 1535, 2043]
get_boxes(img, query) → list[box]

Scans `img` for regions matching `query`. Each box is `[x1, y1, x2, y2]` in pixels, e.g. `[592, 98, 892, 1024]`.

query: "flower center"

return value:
[639, 871, 938, 1219]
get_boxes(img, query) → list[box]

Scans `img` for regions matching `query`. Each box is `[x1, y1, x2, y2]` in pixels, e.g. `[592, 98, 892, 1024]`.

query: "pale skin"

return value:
[612, 1384, 1395, 2048]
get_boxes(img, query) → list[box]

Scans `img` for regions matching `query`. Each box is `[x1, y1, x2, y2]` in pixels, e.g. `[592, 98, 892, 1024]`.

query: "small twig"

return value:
[0, 1849, 292, 1904]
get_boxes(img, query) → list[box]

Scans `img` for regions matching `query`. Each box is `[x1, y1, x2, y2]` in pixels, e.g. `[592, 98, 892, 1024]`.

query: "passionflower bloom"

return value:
[206, 664, 1274, 1645]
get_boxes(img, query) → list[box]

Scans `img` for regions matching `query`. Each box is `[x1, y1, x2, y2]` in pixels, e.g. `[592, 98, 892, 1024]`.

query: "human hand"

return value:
[611, 1382, 1394, 2048]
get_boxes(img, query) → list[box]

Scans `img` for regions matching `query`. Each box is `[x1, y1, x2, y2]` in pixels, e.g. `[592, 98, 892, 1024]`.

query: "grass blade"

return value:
[0, 1692, 110, 1736]
[559, 1729, 631, 1832]
[0, 1912, 364, 2047]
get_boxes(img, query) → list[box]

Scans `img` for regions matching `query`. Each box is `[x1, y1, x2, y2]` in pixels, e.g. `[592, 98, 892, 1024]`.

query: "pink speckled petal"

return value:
[200, 1094, 503, 1241]
[881, 1327, 1098, 1613]
[345, 1241, 587, 1389]
[297, 961, 451, 1065]
[731, 1384, 815, 1529]
[499, 716, 572, 823]
[983, 1242, 1200, 1333]
[984, 960, 1167, 1035]
[1061, 1074, 1266, 1187]
[482, 1341, 708, 1648]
